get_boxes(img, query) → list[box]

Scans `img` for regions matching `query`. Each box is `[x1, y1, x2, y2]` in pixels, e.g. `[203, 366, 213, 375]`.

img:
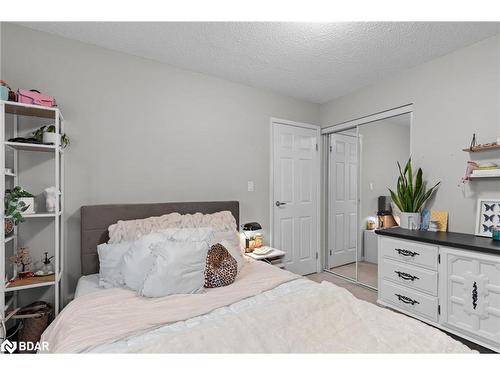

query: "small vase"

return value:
[399, 212, 421, 230]
[4, 217, 14, 236]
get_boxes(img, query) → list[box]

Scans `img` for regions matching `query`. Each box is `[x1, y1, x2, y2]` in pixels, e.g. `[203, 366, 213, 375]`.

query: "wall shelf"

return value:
[469, 174, 500, 179]
[463, 144, 500, 152]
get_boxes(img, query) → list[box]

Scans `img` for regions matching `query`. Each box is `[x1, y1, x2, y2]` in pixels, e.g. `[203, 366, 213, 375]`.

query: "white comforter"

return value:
[87, 278, 472, 353]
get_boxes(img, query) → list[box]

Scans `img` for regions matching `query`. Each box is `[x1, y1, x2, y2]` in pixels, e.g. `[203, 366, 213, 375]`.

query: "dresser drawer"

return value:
[379, 237, 438, 270]
[380, 258, 438, 296]
[380, 280, 438, 322]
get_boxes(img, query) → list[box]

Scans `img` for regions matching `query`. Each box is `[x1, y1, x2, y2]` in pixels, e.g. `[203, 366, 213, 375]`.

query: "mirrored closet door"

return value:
[325, 112, 412, 289]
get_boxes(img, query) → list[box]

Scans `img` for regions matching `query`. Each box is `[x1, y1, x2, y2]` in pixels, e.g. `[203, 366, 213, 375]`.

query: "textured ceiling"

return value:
[16, 22, 500, 103]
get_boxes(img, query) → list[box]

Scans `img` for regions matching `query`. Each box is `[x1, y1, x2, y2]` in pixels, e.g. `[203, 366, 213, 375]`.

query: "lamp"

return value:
[242, 222, 263, 252]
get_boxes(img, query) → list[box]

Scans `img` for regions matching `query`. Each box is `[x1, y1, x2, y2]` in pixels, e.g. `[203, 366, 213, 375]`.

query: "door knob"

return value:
[275, 201, 287, 207]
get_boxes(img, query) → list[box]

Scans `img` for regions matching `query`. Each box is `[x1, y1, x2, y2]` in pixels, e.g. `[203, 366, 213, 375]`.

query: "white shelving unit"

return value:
[0, 100, 65, 332]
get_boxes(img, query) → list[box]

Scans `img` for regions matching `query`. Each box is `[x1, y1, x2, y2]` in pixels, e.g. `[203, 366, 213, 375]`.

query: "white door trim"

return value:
[321, 104, 414, 135]
[270, 117, 321, 273]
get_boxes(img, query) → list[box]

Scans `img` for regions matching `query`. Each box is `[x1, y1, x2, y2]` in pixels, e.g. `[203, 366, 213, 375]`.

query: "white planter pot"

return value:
[43, 132, 61, 145]
[399, 212, 421, 230]
[18, 197, 35, 214]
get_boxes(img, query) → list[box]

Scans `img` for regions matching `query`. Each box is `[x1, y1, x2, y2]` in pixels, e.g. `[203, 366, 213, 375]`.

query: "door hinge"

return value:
[329, 145, 333, 152]
[438, 254, 441, 264]
[438, 305, 441, 315]
[315, 143, 318, 151]
[315, 252, 318, 259]
[329, 249, 332, 256]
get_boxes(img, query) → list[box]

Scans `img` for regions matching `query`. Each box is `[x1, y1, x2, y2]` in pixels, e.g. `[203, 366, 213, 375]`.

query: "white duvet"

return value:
[86, 278, 472, 353]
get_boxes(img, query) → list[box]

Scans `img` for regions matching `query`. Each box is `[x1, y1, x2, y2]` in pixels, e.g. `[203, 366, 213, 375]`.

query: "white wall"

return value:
[1, 23, 320, 302]
[358, 119, 411, 223]
[321, 34, 500, 234]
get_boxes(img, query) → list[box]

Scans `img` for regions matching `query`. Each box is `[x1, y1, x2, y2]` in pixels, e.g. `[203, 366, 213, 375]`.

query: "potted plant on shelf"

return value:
[4, 188, 30, 237]
[32, 125, 70, 148]
[5, 186, 36, 231]
[388, 158, 440, 230]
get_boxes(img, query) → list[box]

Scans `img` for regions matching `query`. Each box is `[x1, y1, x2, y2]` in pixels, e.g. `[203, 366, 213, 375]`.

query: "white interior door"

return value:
[328, 133, 358, 269]
[272, 121, 319, 275]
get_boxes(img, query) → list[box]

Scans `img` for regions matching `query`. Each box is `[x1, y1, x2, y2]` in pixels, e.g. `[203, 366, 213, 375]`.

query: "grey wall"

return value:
[1, 23, 320, 302]
[321, 34, 500, 234]
[358, 118, 411, 224]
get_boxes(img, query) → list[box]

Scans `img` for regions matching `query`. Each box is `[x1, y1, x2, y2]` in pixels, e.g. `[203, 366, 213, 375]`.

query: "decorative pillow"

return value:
[159, 227, 214, 243]
[108, 211, 236, 243]
[120, 232, 166, 291]
[204, 243, 237, 288]
[97, 241, 133, 288]
[140, 239, 210, 297]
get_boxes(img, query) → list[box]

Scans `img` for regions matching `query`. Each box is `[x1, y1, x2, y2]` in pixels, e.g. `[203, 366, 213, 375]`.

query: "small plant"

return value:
[5, 186, 34, 225]
[388, 158, 440, 213]
[33, 125, 70, 148]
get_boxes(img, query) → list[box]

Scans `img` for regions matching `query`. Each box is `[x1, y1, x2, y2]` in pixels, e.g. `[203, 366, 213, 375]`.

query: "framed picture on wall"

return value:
[475, 198, 500, 237]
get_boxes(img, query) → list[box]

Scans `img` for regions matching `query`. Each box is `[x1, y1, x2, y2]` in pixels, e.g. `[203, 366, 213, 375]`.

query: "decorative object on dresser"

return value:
[475, 199, 500, 237]
[388, 158, 440, 230]
[376, 227, 500, 352]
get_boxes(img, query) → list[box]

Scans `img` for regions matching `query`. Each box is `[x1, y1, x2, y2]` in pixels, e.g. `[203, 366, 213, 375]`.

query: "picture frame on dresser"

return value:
[475, 198, 500, 237]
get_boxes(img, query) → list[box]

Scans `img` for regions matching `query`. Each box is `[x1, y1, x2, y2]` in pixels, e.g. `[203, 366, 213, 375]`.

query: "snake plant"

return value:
[388, 158, 440, 213]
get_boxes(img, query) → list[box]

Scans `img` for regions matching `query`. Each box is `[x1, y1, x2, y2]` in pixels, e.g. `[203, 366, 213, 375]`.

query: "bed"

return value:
[40, 201, 474, 353]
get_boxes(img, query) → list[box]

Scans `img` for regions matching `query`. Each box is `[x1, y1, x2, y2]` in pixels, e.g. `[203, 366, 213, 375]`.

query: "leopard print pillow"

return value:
[204, 243, 237, 288]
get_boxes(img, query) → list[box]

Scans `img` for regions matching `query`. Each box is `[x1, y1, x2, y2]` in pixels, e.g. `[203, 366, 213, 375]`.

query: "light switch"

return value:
[369, 182, 374, 191]
[247, 181, 255, 192]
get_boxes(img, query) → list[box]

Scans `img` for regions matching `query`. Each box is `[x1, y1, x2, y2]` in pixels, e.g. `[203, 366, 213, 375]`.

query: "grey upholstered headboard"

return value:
[80, 201, 239, 275]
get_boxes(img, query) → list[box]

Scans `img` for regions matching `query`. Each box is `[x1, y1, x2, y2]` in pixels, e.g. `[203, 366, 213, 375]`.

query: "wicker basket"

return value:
[13, 301, 53, 354]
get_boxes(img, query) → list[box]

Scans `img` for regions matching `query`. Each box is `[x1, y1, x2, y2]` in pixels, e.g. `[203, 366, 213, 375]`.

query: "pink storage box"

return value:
[17, 89, 56, 107]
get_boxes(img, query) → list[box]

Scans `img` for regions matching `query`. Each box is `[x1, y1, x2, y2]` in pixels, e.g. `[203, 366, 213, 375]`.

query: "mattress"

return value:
[49, 262, 473, 353]
[74, 273, 102, 299]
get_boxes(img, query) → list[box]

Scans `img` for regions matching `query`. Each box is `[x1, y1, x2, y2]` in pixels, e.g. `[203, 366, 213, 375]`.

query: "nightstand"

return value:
[246, 247, 286, 269]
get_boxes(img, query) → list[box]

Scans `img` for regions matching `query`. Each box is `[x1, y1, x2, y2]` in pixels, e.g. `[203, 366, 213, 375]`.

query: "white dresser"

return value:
[377, 229, 500, 352]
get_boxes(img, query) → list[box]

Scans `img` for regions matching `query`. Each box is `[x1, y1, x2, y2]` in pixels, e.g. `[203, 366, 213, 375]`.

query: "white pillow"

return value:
[97, 241, 133, 288]
[159, 227, 214, 243]
[212, 231, 245, 271]
[120, 232, 166, 291]
[140, 239, 209, 298]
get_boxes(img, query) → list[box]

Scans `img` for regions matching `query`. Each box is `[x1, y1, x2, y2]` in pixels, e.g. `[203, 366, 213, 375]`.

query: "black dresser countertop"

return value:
[375, 227, 500, 256]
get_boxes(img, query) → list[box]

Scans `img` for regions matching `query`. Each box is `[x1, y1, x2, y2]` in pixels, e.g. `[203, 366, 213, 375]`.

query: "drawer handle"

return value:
[395, 293, 420, 305]
[472, 282, 478, 310]
[394, 271, 419, 281]
[395, 248, 419, 257]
